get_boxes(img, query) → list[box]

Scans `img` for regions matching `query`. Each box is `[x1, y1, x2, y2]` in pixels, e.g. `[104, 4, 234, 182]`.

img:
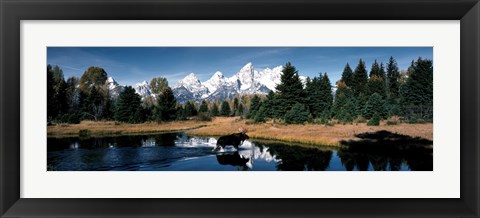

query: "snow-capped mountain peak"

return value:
[175, 73, 209, 99]
[134, 80, 151, 99]
[204, 71, 226, 94]
[127, 62, 305, 103]
[105, 76, 119, 90]
[105, 76, 123, 99]
[236, 63, 257, 91]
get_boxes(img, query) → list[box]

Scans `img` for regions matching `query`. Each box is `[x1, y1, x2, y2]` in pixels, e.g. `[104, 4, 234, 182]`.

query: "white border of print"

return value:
[21, 21, 459, 198]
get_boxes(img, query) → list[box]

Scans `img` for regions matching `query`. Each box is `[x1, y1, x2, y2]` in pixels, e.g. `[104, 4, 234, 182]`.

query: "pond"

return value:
[47, 132, 433, 171]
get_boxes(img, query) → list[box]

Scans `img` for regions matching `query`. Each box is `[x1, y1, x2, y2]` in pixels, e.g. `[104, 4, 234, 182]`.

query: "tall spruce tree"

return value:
[363, 93, 387, 119]
[220, 100, 231, 117]
[210, 103, 219, 116]
[284, 103, 312, 124]
[238, 103, 244, 116]
[232, 97, 239, 116]
[305, 73, 333, 118]
[369, 60, 385, 80]
[341, 63, 354, 87]
[247, 95, 262, 119]
[352, 59, 369, 97]
[114, 86, 143, 123]
[400, 58, 433, 119]
[263, 91, 278, 118]
[333, 81, 356, 122]
[155, 87, 177, 121]
[199, 100, 209, 113]
[366, 75, 387, 98]
[275, 62, 306, 116]
[386, 56, 400, 99]
[184, 101, 198, 117]
[47, 65, 57, 119]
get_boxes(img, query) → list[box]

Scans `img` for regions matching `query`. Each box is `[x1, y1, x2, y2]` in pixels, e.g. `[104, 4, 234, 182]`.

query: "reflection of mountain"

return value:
[47, 132, 433, 171]
[338, 131, 433, 171]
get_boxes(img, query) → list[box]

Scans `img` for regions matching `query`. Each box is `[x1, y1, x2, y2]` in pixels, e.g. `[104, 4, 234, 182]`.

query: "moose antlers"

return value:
[238, 127, 248, 133]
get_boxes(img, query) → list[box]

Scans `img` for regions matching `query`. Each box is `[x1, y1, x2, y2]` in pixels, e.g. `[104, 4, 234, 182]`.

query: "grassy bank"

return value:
[186, 117, 433, 146]
[48, 117, 433, 147]
[47, 120, 212, 137]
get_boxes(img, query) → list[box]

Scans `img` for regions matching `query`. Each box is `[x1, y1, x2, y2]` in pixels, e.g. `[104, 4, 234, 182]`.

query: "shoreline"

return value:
[47, 117, 433, 147]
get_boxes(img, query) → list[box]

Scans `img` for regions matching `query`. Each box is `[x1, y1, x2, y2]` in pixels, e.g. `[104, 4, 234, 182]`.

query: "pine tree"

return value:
[352, 59, 369, 97]
[47, 65, 57, 120]
[305, 73, 333, 118]
[340, 97, 358, 123]
[275, 62, 306, 116]
[184, 101, 198, 117]
[365, 75, 387, 98]
[220, 101, 231, 117]
[176, 105, 187, 120]
[199, 100, 209, 113]
[341, 63, 354, 87]
[232, 97, 239, 116]
[210, 103, 219, 116]
[114, 86, 143, 123]
[362, 93, 387, 119]
[284, 103, 312, 124]
[263, 91, 277, 118]
[238, 103, 244, 116]
[155, 87, 177, 121]
[333, 81, 356, 122]
[367, 112, 381, 126]
[247, 95, 262, 119]
[369, 60, 385, 80]
[400, 58, 433, 119]
[253, 106, 267, 123]
[386, 56, 400, 99]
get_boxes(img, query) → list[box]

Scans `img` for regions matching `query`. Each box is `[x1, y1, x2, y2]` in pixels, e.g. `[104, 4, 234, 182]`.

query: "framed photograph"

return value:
[1, 0, 479, 217]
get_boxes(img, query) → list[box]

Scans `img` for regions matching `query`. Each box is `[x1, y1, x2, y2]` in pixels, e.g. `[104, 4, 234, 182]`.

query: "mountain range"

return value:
[107, 63, 307, 103]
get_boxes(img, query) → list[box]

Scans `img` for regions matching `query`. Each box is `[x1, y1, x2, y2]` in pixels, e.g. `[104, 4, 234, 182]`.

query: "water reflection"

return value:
[47, 131, 432, 171]
[338, 131, 433, 171]
[216, 152, 250, 171]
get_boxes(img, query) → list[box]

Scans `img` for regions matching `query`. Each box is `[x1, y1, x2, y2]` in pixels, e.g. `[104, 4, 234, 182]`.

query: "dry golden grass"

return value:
[48, 117, 433, 147]
[186, 117, 433, 147]
[47, 120, 212, 137]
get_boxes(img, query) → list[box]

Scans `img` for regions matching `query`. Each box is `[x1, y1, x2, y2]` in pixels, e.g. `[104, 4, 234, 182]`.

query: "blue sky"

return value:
[47, 47, 433, 86]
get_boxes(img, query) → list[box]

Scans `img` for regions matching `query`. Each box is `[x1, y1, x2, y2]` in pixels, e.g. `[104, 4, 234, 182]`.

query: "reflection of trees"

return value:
[338, 131, 433, 171]
[48, 133, 180, 150]
[255, 142, 332, 171]
[153, 133, 177, 146]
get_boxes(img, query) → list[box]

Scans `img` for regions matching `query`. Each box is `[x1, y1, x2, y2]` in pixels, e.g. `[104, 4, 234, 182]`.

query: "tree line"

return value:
[47, 65, 246, 124]
[47, 56, 432, 125]
[245, 57, 432, 125]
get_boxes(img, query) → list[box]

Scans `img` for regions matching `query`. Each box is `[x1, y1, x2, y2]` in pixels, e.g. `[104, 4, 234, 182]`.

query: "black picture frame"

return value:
[1, 0, 479, 217]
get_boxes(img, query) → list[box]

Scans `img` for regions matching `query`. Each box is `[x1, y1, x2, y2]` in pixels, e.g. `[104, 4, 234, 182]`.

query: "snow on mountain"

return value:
[107, 63, 309, 103]
[256, 66, 283, 92]
[134, 81, 152, 99]
[170, 63, 289, 103]
[105, 76, 123, 99]
[115, 63, 307, 103]
[236, 62, 256, 92]
[174, 73, 209, 99]
[203, 71, 226, 94]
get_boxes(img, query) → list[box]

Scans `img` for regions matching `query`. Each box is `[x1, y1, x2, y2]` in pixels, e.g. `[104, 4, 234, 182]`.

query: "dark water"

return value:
[47, 132, 433, 171]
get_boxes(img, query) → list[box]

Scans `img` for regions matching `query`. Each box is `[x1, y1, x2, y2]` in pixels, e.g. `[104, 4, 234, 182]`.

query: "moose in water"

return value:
[212, 128, 249, 151]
